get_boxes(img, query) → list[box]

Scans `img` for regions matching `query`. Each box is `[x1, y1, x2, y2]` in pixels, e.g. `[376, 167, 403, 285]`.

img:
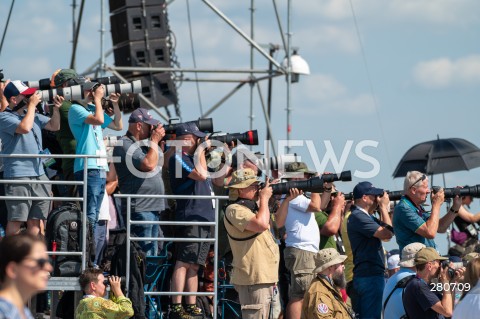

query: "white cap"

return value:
[387, 254, 400, 270]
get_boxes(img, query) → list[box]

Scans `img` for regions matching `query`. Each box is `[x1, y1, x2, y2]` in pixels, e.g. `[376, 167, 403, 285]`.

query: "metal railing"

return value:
[116, 193, 228, 319]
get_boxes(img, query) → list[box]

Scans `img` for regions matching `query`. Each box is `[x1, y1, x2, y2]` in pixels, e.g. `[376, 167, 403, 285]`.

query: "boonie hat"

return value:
[3, 81, 37, 100]
[284, 162, 316, 176]
[128, 108, 160, 126]
[398, 242, 426, 267]
[353, 181, 384, 199]
[175, 122, 206, 138]
[227, 168, 260, 189]
[414, 247, 448, 265]
[313, 248, 347, 273]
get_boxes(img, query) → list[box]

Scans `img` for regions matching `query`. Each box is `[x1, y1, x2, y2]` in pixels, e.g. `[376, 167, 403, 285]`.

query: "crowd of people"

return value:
[1, 70, 480, 319]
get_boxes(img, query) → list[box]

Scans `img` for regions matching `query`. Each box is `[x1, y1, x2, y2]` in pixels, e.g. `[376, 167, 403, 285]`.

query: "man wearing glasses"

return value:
[393, 171, 462, 253]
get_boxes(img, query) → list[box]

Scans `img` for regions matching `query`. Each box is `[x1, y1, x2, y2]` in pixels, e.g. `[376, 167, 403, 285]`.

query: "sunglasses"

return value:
[410, 174, 426, 188]
[23, 257, 50, 269]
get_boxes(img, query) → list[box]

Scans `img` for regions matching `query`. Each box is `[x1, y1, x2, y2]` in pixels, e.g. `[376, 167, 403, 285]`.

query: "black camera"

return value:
[163, 118, 214, 140]
[440, 260, 455, 279]
[101, 93, 140, 113]
[344, 189, 403, 201]
[432, 185, 480, 199]
[270, 171, 352, 195]
[0, 69, 4, 82]
[209, 130, 259, 146]
[103, 275, 127, 287]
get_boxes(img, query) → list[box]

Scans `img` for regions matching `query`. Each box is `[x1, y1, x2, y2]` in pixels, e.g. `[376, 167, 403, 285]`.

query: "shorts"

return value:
[5, 175, 52, 221]
[235, 283, 276, 319]
[175, 225, 212, 265]
[284, 247, 316, 299]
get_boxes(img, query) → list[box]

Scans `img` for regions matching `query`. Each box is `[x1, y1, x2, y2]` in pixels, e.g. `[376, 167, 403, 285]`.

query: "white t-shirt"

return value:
[284, 195, 320, 253]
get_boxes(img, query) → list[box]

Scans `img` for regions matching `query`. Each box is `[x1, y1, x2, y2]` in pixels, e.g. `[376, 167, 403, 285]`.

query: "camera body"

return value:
[440, 260, 456, 279]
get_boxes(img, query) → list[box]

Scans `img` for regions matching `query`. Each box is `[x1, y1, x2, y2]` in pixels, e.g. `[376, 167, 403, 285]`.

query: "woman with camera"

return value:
[452, 257, 480, 318]
[75, 268, 133, 319]
[0, 233, 53, 318]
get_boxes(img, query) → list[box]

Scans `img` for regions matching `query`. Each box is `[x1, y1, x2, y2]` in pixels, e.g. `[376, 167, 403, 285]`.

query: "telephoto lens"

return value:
[209, 130, 259, 146]
[432, 185, 480, 199]
[39, 85, 84, 102]
[271, 171, 352, 195]
[104, 80, 142, 96]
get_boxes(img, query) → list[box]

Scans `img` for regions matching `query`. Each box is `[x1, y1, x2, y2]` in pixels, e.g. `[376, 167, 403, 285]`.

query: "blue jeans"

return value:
[352, 276, 385, 319]
[94, 220, 107, 265]
[131, 211, 159, 256]
[75, 169, 106, 226]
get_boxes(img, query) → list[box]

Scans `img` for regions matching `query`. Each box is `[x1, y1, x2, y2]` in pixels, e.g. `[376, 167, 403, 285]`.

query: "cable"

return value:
[0, 0, 16, 57]
[348, 0, 396, 188]
[186, 0, 204, 117]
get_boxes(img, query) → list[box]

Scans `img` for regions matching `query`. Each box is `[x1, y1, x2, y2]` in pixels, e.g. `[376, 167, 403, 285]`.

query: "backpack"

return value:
[45, 203, 95, 276]
[110, 230, 147, 319]
[383, 274, 415, 318]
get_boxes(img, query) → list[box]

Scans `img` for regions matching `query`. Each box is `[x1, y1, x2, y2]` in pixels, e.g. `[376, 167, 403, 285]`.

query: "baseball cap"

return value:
[399, 242, 426, 267]
[175, 122, 206, 138]
[51, 68, 78, 87]
[313, 248, 347, 273]
[414, 247, 448, 265]
[227, 168, 260, 189]
[128, 108, 160, 126]
[353, 181, 384, 199]
[387, 254, 400, 270]
[82, 81, 100, 91]
[3, 81, 37, 100]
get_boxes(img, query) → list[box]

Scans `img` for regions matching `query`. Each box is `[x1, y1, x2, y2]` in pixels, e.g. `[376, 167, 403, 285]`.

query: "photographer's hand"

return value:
[109, 92, 120, 105]
[285, 188, 302, 202]
[150, 124, 165, 144]
[53, 95, 64, 109]
[109, 276, 125, 298]
[92, 84, 105, 103]
[451, 194, 462, 212]
[431, 188, 445, 208]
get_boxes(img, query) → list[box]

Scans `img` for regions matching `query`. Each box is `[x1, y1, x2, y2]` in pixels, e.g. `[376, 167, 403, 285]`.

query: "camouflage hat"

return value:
[227, 168, 260, 189]
[52, 69, 78, 87]
[284, 162, 316, 178]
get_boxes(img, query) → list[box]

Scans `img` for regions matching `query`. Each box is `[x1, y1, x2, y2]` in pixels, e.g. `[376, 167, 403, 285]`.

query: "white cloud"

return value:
[413, 55, 480, 88]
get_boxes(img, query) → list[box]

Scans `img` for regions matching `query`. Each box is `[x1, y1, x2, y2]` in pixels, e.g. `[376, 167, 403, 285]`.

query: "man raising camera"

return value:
[113, 108, 166, 256]
[403, 247, 463, 318]
[68, 81, 123, 264]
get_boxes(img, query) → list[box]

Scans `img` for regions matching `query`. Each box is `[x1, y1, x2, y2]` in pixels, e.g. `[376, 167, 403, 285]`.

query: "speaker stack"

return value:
[109, 0, 178, 110]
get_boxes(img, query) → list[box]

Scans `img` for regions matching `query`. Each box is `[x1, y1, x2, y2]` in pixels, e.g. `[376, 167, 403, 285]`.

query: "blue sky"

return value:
[1, 0, 480, 253]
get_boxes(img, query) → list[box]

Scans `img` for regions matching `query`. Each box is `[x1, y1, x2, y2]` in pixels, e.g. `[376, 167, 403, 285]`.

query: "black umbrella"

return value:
[393, 138, 480, 178]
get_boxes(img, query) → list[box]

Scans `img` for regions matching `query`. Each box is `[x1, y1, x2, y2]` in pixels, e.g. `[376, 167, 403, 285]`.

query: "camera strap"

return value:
[224, 199, 261, 241]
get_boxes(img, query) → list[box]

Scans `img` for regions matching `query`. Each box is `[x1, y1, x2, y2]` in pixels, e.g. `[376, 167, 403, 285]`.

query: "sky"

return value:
[1, 0, 480, 254]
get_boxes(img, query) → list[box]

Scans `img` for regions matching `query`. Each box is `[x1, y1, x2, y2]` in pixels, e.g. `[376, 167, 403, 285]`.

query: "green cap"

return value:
[414, 247, 448, 265]
[53, 69, 78, 87]
[284, 162, 316, 177]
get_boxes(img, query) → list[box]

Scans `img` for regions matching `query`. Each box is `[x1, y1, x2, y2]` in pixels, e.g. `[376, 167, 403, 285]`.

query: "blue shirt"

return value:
[382, 268, 416, 319]
[393, 196, 436, 253]
[347, 205, 385, 277]
[169, 152, 215, 222]
[0, 297, 34, 319]
[404, 276, 443, 319]
[0, 110, 49, 178]
[68, 103, 112, 173]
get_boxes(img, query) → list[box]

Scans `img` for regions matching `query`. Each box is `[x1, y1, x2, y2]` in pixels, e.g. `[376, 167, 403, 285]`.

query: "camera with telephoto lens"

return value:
[38, 80, 142, 104]
[25, 75, 122, 91]
[269, 171, 352, 195]
[256, 154, 299, 172]
[162, 118, 214, 140]
[440, 260, 455, 279]
[432, 185, 480, 199]
[343, 189, 404, 201]
[103, 275, 126, 288]
[208, 130, 259, 146]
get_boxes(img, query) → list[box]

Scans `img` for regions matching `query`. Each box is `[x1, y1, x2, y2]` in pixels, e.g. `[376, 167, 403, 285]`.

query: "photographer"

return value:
[347, 181, 393, 318]
[113, 108, 166, 256]
[403, 247, 463, 318]
[0, 81, 62, 236]
[68, 81, 122, 264]
[393, 171, 462, 253]
[168, 122, 215, 319]
[76, 268, 134, 319]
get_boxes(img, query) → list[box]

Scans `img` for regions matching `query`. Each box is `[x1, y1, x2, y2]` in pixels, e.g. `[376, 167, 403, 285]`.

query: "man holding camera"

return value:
[0, 81, 62, 236]
[113, 108, 166, 256]
[273, 162, 343, 319]
[403, 247, 459, 319]
[68, 81, 122, 263]
[76, 267, 134, 319]
[347, 181, 393, 319]
[168, 122, 215, 319]
[393, 171, 462, 253]
[224, 168, 279, 319]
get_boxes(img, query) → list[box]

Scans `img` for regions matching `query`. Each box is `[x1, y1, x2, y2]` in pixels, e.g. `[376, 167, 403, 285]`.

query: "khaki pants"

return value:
[235, 283, 277, 319]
